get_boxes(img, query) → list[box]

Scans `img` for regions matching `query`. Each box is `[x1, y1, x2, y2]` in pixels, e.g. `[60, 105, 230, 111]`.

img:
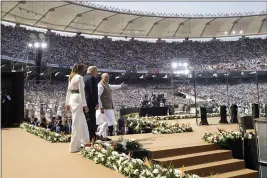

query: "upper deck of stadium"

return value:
[1, 1, 267, 39]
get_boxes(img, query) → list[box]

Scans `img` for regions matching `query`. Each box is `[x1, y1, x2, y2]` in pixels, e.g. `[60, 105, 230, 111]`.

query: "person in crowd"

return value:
[48, 117, 57, 131]
[55, 116, 64, 133]
[65, 63, 89, 153]
[96, 73, 124, 136]
[31, 117, 39, 126]
[84, 66, 99, 142]
[63, 118, 72, 134]
[39, 117, 47, 128]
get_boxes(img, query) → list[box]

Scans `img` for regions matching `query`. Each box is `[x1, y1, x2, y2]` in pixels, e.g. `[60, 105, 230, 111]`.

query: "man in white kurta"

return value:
[96, 73, 123, 136]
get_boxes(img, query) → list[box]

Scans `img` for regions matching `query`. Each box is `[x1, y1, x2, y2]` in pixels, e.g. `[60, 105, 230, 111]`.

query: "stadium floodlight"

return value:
[224, 31, 227, 34]
[28, 43, 33, 48]
[183, 62, 188, 67]
[171, 62, 178, 69]
[178, 63, 182, 66]
[239, 30, 243, 34]
[34, 42, 40, 48]
[41, 42, 47, 48]
[232, 31, 236, 34]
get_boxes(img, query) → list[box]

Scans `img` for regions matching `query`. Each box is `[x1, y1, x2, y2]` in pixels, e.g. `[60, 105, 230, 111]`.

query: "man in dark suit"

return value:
[84, 66, 99, 142]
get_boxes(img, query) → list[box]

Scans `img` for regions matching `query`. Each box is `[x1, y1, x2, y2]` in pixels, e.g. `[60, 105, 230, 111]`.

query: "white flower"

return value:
[174, 169, 182, 175]
[133, 169, 139, 175]
[153, 169, 159, 174]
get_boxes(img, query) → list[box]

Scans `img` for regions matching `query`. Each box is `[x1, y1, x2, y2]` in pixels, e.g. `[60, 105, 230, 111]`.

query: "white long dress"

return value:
[66, 74, 89, 153]
[96, 84, 122, 126]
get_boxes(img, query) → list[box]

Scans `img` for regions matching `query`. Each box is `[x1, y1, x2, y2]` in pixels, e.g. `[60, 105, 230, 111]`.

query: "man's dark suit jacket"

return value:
[84, 73, 98, 110]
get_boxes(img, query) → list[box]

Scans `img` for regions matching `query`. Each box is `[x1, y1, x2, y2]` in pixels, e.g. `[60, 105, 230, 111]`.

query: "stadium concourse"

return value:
[1, 1, 266, 178]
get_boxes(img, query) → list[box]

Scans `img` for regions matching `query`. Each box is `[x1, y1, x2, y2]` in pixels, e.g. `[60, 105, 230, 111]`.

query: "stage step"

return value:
[184, 159, 245, 177]
[154, 149, 232, 167]
[206, 169, 259, 178]
[151, 144, 219, 159]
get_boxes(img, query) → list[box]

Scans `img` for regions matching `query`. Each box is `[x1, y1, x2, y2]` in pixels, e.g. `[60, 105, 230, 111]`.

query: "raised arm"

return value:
[98, 84, 104, 109]
[109, 84, 122, 90]
[78, 76, 87, 107]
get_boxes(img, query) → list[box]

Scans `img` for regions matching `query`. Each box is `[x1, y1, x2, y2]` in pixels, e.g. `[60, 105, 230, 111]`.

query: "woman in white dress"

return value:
[65, 64, 90, 153]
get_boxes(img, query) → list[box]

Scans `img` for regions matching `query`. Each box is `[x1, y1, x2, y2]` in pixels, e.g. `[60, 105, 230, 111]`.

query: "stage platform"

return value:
[2, 117, 257, 178]
[113, 117, 239, 150]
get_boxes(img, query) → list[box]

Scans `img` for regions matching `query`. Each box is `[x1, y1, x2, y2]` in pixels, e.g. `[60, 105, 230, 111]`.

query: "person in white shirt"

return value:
[65, 63, 89, 153]
[96, 73, 124, 136]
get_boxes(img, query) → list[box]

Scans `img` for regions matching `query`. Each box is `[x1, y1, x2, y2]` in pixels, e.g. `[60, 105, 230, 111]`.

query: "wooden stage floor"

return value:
[2, 117, 238, 178]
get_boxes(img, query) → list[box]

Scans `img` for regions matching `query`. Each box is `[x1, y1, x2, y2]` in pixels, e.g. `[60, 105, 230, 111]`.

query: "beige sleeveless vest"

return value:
[100, 82, 113, 109]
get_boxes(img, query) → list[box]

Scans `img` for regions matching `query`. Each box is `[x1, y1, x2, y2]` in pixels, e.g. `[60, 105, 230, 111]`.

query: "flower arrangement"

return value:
[20, 122, 71, 143]
[85, 137, 143, 153]
[81, 143, 200, 178]
[203, 128, 256, 146]
[152, 123, 193, 134]
[127, 113, 220, 121]
[126, 117, 193, 134]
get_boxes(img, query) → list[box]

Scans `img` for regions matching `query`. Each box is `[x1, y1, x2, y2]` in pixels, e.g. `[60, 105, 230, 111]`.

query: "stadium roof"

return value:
[1, 1, 267, 39]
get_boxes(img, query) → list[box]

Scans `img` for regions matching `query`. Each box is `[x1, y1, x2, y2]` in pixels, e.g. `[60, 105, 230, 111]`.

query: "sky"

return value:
[93, 2, 267, 15]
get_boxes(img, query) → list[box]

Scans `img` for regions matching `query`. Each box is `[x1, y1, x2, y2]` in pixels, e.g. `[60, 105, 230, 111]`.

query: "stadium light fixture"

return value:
[171, 62, 178, 69]
[183, 63, 188, 67]
[28, 43, 33, 48]
[232, 31, 236, 34]
[34, 42, 40, 48]
[41, 42, 47, 48]
[224, 31, 227, 34]
[239, 30, 243, 34]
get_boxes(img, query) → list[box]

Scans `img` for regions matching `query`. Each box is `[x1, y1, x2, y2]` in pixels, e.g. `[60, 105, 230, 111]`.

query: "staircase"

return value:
[152, 144, 258, 178]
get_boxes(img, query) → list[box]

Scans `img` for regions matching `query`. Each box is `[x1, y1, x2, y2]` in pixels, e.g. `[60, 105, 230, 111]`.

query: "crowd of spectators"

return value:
[24, 115, 72, 134]
[2, 25, 267, 70]
[2, 24, 267, 118]
[24, 80, 267, 116]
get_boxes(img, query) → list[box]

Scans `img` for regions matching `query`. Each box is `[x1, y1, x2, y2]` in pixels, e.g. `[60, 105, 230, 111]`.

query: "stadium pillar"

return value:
[35, 48, 42, 84]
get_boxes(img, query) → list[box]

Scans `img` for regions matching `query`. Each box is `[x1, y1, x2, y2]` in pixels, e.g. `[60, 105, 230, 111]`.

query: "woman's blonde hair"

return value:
[69, 63, 86, 81]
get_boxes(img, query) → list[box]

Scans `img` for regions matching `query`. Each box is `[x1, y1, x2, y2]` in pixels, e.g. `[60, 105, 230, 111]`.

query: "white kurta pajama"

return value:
[66, 74, 89, 153]
[96, 84, 122, 127]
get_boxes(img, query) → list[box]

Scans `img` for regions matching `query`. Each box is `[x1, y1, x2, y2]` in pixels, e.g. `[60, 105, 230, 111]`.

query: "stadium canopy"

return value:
[1, 1, 267, 39]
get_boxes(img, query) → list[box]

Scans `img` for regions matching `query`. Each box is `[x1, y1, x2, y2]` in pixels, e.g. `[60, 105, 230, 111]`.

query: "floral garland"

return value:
[203, 128, 256, 146]
[81, 143, 200, 178]
[126, 117, 193, 134]
[20, 122, 71, 143]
